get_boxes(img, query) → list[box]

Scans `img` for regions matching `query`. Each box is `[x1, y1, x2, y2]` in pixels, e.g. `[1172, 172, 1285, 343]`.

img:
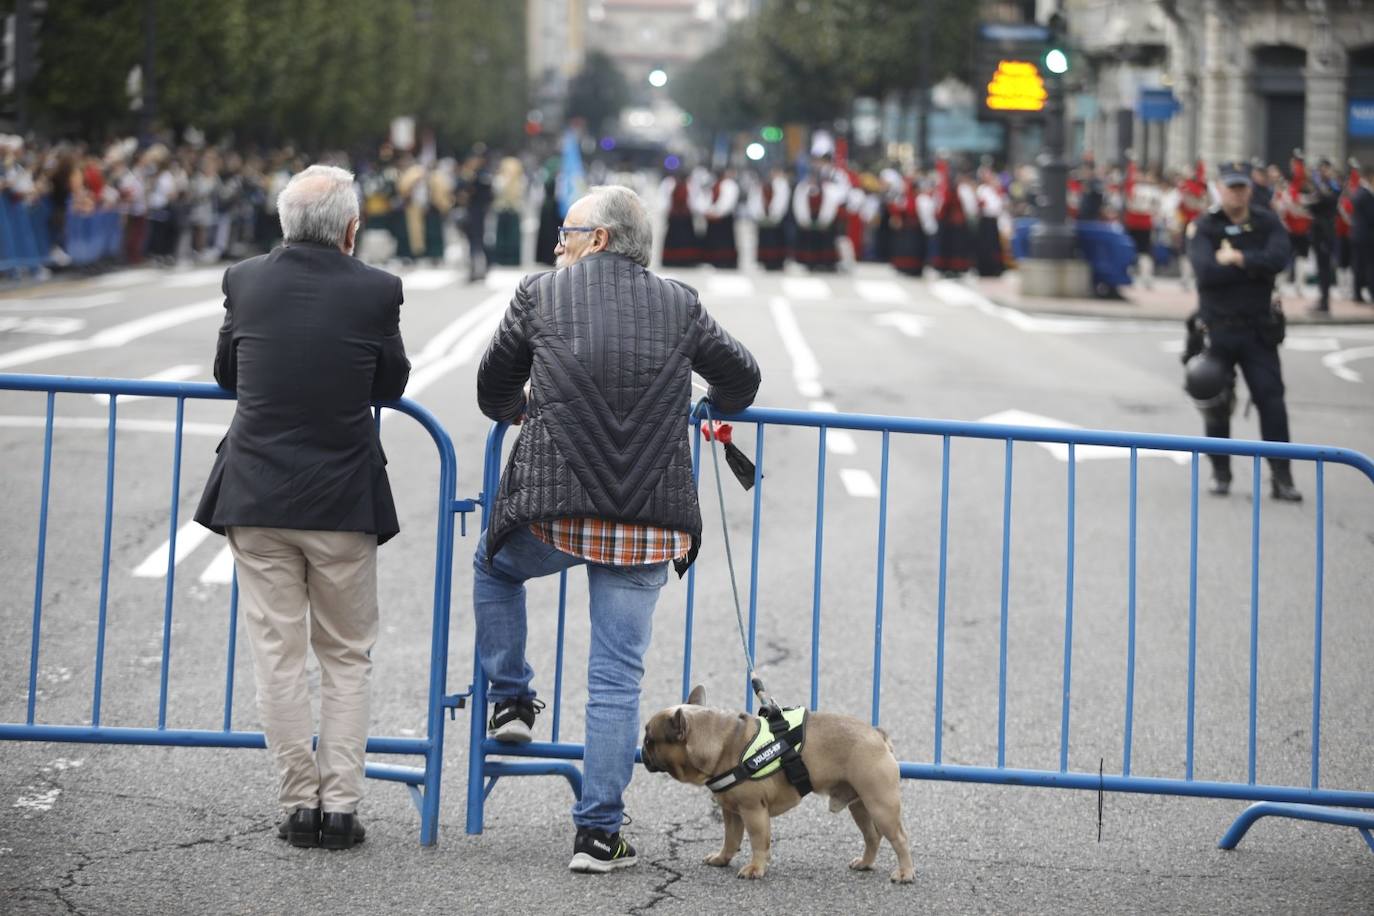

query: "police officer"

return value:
[1308, 158, 1342, 314]
[1184, 161, 1302, 501]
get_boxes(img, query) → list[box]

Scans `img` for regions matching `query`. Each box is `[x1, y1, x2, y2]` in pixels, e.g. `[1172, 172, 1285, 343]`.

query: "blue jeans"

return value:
[474, 525, 668, 833]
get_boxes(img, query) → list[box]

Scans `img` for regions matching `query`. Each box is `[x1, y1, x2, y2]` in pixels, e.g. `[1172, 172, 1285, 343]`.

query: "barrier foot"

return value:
[1218, 802, 1374, 852]
[481, 761, 584, 804]
[407, 784, 424, 814]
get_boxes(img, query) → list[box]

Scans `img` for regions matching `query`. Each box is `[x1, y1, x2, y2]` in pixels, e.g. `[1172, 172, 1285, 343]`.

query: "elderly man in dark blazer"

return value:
[474, 185, 761, 873]
[195, 164, 409, 850]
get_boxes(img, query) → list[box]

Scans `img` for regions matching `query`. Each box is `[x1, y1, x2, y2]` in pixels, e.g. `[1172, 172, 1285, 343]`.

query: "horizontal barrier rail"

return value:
[0, 373, 458, 845]
[469, 404, 1374, 854]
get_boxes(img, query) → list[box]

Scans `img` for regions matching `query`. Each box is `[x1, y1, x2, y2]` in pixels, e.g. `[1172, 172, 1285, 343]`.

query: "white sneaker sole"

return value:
[568, 852, 637, 873]
[488, 721, 532, 744]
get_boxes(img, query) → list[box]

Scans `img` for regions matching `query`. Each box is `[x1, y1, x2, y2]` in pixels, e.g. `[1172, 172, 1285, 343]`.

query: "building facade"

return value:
[1052, 0, 1374, 171]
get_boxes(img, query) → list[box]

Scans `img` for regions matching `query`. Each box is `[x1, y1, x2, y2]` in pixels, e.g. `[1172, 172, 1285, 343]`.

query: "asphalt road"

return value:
[2, 257, 1372, 915]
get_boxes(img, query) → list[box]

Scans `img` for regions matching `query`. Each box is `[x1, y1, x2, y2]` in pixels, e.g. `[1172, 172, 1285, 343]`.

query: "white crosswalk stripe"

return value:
[707, 274, 756, 299]
[839, 468, 878, 498]
[91, 365, 202, 405]
[853, 280, 907, 304]
[781, 277, 832, 300]
[200, 545, 236, 585]
[133, 522, 213, 578]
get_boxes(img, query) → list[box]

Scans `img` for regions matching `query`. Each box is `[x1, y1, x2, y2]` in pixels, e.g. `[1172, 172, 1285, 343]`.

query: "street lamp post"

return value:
[1029, 13, 1073, 260]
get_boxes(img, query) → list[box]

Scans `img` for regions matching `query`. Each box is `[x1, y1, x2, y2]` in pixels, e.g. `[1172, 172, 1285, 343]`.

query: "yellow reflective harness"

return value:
[705, 706, 812, 797]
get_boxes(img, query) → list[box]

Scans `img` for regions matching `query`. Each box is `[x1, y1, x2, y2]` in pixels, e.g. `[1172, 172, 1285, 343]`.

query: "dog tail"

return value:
[876, 726, 894, 754]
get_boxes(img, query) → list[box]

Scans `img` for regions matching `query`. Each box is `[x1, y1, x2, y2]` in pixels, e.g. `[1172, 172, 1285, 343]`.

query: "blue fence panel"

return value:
[1011, 218, 1138, 289]
[0, 196, 47, 277]
[0, 373, 460, 846]
[465, 406, 1374, 851]
[63, 208, 125, 267]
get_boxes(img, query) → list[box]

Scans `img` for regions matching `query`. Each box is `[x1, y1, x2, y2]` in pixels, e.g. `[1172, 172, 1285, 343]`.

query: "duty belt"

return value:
[705, 705, 813, 798]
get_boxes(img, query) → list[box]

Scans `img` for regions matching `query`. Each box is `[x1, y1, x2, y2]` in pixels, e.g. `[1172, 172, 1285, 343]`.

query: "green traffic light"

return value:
[1045, 48, 1069, 74]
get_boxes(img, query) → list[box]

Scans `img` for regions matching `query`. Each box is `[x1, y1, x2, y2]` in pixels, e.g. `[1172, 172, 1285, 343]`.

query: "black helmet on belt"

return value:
[1184, 351, 1234, 407]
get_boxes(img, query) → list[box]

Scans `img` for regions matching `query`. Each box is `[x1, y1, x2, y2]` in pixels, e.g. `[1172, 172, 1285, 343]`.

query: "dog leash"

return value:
[698, 399, 776, 712]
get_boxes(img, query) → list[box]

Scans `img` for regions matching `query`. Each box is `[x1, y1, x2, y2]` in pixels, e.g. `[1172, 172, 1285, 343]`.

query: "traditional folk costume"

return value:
[748, 172, 791, 271]
[791, 170, 844, 272]
[659, 174, 701, 268]
[974, 173, 1007, 278]
[931, 161, 973, 276]
[1121, 161, 1162, 287]
[888, 177, 926, 276]
[702, 173, 740, 269]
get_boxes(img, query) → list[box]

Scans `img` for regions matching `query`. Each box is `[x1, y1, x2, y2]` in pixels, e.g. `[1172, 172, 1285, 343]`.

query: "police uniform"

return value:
[1184, 162, 1302, 501]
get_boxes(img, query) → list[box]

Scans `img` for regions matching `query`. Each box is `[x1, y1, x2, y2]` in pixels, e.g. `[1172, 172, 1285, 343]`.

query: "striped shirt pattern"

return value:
[530, 518, 691, 566]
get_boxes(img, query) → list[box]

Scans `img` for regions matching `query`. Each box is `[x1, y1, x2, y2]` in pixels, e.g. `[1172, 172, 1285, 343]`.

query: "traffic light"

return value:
[1044, 11, 1069, 75]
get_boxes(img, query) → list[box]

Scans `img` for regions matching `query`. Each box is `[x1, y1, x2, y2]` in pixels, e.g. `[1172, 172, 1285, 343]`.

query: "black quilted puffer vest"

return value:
[476, 252, 761, 574]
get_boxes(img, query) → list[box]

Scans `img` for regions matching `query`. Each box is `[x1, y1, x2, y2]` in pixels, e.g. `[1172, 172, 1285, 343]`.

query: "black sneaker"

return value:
[487, 697, 544, 744]
[569, 826, 638, 873]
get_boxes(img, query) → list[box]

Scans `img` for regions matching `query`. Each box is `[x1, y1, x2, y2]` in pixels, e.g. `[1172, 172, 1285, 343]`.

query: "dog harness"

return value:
[705, 706, 812, 798]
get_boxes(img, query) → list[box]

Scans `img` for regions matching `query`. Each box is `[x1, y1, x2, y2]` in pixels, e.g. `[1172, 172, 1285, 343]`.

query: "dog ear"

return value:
[671, 708, 688, 743]
[687, 684, 705, 706]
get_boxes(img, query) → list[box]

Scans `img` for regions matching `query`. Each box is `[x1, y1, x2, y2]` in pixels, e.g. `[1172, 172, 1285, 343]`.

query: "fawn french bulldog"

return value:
[641, 685, 915, 882]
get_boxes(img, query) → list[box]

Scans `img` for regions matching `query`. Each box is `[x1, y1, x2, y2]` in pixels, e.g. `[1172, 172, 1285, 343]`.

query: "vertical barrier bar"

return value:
[744, 423, 766, 713]
[223, 573, 239, 731]
[934, 435, 951, 765]
[682, 420, 703, 700]
[1059, 443, 1075, 773]
[1123, 447, 1138, 777]
[1186, 452, 1200, 781]
[92, 396, 118, 725]
[1248, 455, 1261, 785]
[1311, 460, 1325, 789]
[871, 431, 890, 726]
[552, 570, 568, 743]
[419, 409, 457, 846]
[810, 426, 828, 711]
[997, 439, 1013, 768]
[157, 398, 186, 730]
[27, 391, 56, 726]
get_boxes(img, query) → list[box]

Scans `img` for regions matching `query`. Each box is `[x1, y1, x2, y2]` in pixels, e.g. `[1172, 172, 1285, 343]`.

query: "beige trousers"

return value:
[227, 527, 378, 813]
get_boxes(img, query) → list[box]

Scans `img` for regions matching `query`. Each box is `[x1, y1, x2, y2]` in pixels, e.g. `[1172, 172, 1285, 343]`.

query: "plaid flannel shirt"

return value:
[529, 518, 691, 566]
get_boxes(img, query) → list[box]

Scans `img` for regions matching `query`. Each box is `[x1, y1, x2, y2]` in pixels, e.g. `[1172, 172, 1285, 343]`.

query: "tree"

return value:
[564, 51, 630, 137]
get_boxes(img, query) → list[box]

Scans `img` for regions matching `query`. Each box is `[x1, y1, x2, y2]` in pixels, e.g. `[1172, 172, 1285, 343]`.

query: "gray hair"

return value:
[583, 185, 652, 267]
[277, 165, 358, 247]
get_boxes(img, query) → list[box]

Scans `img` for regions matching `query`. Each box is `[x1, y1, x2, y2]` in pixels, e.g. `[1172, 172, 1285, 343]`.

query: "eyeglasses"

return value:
[557, 225, 598, 245]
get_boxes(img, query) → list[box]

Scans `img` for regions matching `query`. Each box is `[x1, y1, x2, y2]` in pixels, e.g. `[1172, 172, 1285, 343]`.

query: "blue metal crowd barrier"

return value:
[1011, 217, 1138, 290]
[4, 372, 1372, 853]
[0, 374, 461, 846]
[0, 196, 48, 277]
[64, 208, 124, 267]
[466, 406, 1374, 853]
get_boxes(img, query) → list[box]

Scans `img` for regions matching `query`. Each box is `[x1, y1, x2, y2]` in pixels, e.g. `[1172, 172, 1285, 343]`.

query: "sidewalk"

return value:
[975, 270, 1374, 325]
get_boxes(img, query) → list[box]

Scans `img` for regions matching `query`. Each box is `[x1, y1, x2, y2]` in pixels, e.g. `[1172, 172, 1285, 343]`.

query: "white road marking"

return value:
[92, 269, 162, 288]
[0, 298, 221, 370]
[767, 296, 823, 398]
[839, 468, 879, 498]
[200, 545, 236, 584]
[133, 521, 213, 578]
[1282, 337, 1340, 352]
[808, 401, 857, 454]
[0, 416, 226, 437]
[91, 364, 202, 405]
[0, 292, 123, 312]
[484, 268, 527, 291]
[406, 292, 510, 396]
[162, 267, 226, 288]
[854, 280, 907, 304]
[781, 277, 832, 301]
[0, 316, 86, 335]
[1322, 346, 1374, 383]
[873, 312, 926, 337]
[976, 409, 1192, 464]
[932, 279, 1173, 334]
[707, 274, 756, 299]
[403, 268, 461, 291]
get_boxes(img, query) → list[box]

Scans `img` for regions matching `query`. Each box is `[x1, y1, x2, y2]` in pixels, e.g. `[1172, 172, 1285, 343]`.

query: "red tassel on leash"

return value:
[702, 421, 757, 490]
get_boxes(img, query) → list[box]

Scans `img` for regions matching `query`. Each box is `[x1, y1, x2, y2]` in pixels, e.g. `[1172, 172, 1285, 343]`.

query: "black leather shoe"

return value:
[1208, 476, 1231, 497]
[1271, 478, 1303, 502]
[276, 806, 320, 848]
[320, 812, 366, 850]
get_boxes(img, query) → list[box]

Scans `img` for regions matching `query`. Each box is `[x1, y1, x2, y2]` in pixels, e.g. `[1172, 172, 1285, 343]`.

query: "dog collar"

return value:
[706, 706, 811, 797]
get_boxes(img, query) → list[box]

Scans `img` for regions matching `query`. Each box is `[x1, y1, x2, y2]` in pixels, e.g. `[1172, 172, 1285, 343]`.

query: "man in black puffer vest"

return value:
[473, 185, 761, 873]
